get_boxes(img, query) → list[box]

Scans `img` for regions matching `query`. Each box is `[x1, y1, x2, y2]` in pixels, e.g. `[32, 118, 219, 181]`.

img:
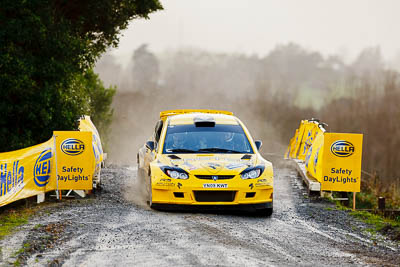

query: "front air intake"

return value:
[193, 191, 236, 202]
[245, 192, 256, 198]
[173, 192, 184, 198]
[194, 175, 235, 180]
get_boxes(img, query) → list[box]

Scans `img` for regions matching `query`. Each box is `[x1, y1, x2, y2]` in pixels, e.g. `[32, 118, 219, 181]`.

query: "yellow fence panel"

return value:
[298, 121, 319, 161]
[286, 119, 363, 194]
[321, 133, 363, 192]
[305, 129, 324, 183]
[0, 115, 101, 207]
[290, 120, 306, 158]
[285, 135, 295, 159]
[54, 131, 95, 190]
[79, 116, 103, 167]
[0, 139, 55, 207]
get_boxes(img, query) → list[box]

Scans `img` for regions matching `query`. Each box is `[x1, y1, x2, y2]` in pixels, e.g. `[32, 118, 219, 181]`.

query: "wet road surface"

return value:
[1, 165, 399, 266]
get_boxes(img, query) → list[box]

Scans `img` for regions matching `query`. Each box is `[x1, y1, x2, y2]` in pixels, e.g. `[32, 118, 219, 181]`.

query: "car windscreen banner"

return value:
[54, 131, 94, 190]
[0, 139, 54, 207]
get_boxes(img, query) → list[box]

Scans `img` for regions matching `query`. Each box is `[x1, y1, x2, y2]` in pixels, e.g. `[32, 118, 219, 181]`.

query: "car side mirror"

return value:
[255, 140, 262, 151]
[146, 141, 155, 151]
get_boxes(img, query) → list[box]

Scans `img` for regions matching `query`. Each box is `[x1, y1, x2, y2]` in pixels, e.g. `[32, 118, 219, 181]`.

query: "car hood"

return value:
[157, 154, 262, 175]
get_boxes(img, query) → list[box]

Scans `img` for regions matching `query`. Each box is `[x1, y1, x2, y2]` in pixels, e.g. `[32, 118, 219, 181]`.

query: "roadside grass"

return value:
[0, 196, 93, 241]
[335, 202, 351, 211]
[12, 242, 31, 266]
[0, 206, 36, 266]
[350, 210, 400, 241]
[1, 197, 94, 265]
[322, 192, 400, 241]
[0, 207, 34, 241]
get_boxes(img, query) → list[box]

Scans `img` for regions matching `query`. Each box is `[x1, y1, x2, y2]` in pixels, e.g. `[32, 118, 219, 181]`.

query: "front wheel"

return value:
[255, 207, 273, 217]
[148, 175, 154, 208]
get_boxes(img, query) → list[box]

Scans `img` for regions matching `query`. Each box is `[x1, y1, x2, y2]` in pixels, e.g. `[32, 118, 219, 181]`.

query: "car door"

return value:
[143, 120, 164, 174]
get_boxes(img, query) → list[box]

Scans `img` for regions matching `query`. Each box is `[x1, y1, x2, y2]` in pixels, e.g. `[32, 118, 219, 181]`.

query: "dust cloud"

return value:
[96, 44, 400, 200]
[96, 46, 293, 165]
[106, 89, 286, 165]
[122, 167, 150, 209]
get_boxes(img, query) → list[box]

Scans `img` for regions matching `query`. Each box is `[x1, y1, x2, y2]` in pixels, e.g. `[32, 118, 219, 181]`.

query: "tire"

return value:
[148, 175, 154, 208]
[255, 207, 273, 217]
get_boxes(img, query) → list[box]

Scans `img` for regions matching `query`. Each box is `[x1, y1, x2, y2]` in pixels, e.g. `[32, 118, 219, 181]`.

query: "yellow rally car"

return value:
[137, 109, 273, 215]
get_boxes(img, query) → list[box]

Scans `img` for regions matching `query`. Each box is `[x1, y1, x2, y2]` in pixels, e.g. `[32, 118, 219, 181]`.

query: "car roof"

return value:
[160, 109, 233, 121]
[168, 113, 239, 125]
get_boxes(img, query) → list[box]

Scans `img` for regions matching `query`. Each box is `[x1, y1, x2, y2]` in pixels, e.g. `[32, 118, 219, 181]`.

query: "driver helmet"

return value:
[223, 132, 234, 142]
[172, 133, 186, 147]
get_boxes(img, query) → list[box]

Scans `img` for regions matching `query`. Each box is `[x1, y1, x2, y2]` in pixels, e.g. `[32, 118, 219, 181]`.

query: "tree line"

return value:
[0, 0, 162, 152]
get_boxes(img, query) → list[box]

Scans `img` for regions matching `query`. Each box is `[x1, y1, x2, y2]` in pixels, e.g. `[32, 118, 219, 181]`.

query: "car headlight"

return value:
[240, 165, 265, 179]
[160, 166, 189, 179]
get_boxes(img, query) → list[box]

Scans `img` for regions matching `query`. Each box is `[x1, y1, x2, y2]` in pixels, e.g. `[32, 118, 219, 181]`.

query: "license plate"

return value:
[203, 183, 228, 189]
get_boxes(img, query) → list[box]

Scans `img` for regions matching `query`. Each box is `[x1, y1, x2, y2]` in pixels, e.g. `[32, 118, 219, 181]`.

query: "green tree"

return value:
[0, 0, 162, 152]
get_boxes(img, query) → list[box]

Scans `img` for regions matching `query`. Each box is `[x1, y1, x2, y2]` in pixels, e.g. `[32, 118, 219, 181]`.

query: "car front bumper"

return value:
[151, 201, 273, 212]
[151, 177, 273, 207]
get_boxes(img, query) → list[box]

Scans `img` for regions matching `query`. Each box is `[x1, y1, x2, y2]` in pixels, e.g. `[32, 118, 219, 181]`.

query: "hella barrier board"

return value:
[287, 119, 363, 195]
[321, 133, 363, 192]
[0, 139, 54, 207]
[0, 116, 101, 207]
[54, 131, 95, 190]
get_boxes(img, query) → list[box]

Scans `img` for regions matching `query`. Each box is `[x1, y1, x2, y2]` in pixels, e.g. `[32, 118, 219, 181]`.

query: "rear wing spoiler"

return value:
[159, 109, 233, 120]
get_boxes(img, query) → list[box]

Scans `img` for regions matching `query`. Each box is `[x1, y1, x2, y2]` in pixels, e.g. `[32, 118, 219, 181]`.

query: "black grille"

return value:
[193, 191, 236, 202]
[245, 192, 256, 198]
[194, 175, 235, 180]
[174, 192, 184, 198]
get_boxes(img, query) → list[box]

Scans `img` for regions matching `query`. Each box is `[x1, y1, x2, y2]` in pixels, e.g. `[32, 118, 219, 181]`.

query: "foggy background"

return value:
[95, 0, 400, 198]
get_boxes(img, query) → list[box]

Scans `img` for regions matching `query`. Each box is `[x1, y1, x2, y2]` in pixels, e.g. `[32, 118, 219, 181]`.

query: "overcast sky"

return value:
[109, 0, 400, 66]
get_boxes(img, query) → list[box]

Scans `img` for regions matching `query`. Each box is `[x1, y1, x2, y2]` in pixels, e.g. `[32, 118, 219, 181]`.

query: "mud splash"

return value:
[122, 166, 149, 209]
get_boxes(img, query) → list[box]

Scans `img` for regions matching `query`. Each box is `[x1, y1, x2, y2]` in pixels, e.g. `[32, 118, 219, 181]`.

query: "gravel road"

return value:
[1, 163, 399, 266]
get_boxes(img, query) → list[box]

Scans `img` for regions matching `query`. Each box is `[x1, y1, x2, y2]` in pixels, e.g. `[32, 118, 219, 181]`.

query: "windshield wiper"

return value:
[197, 148, 243, 153]
[167, 148, 197, 153]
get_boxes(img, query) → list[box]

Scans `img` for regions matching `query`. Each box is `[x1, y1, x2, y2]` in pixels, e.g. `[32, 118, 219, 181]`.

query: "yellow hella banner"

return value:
[285, 129, 298, 159]
[305, 129, 324, 183]
[290, 121, 306, 158]
[298, 121, 320, 160]
[79, 116, 103, 167]
[54, 131, 94, 190]
[321, 133, 363, 192]
[0, 139, 54, 207]
[0, 130, 96, 207]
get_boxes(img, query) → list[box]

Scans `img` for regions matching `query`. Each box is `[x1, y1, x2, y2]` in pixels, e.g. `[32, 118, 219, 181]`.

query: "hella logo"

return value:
[331, 140, 354, 157]
[34, 149, 52, 187]
[61, 138, 85, 156]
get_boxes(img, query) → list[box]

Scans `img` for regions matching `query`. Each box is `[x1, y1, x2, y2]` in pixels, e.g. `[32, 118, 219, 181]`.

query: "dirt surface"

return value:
[1, 164, 399, 267]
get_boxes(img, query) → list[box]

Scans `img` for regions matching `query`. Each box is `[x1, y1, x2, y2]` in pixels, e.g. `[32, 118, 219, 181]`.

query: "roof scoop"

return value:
[194, 116, 215, 127]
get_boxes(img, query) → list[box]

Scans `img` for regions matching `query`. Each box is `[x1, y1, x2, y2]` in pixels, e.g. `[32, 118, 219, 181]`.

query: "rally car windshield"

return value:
[163, 124, 254, 154]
